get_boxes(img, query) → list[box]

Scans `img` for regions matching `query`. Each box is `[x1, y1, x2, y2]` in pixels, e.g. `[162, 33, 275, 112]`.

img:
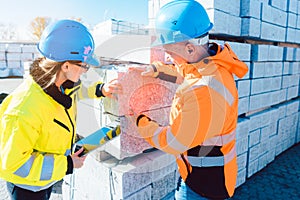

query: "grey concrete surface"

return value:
[0, 78, 299, 200]
[0, 144, 299, 200]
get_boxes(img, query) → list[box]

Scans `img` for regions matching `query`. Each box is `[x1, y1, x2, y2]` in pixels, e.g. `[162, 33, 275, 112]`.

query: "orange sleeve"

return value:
[137, 86, 227, 155]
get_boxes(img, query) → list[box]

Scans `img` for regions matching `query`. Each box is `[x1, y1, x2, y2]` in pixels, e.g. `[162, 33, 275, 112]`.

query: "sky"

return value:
[0, 0, 148, 40]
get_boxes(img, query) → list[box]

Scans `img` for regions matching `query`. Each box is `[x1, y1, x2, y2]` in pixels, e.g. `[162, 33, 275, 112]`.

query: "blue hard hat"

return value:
[154, 0, 213, 45]
[37, 19, 100, 66]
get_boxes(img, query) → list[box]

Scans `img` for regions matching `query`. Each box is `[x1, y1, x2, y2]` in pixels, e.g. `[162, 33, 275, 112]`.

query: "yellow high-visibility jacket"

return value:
[137, 43, 248, 199]
[0, 76, 104, 191]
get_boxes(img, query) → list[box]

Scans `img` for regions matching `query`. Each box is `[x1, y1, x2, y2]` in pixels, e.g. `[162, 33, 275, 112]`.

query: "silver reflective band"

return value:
[209, 77, 234, 106]
[192, 76, 234, 106]
[65, 149, 71, 156]
[40, 154, 54, 181]
[152, 126, 190, 153]
[166, 127, 189, 153]
[152, 127, 164, 148]
[201, 130, 236, 146]
[187, 146, 236, 167]
[188, 35, 209, 46]
[14, 155, 35, 178]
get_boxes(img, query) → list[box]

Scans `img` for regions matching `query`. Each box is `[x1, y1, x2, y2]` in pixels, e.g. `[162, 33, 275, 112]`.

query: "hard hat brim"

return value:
[84, 54, 100, 67]
[151, 23, 213, 47]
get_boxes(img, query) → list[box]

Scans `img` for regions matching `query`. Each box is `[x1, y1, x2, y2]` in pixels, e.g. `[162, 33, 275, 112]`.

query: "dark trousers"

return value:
[6, 182, 53, 200]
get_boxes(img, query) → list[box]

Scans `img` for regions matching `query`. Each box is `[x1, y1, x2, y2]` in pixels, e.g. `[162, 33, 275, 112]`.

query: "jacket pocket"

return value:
[53, 118, 70, 132]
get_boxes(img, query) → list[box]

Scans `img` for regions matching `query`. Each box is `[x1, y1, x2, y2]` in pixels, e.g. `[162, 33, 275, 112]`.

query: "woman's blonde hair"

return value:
[29, 57, 80, 89]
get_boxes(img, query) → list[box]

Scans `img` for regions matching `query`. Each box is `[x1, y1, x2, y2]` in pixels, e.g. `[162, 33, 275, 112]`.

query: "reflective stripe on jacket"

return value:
[0, 77, 103, 190]
[137, 43, 248, 198]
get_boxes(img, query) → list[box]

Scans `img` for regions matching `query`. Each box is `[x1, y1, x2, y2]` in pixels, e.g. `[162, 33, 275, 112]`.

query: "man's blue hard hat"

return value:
[154, 0, 213, 45]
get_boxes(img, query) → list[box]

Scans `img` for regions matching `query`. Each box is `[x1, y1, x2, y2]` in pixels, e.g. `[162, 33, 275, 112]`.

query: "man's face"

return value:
[162, 42, 189, 65]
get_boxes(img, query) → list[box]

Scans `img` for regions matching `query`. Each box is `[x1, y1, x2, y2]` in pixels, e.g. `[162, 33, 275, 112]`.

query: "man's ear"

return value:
[185, 43, 195, 55]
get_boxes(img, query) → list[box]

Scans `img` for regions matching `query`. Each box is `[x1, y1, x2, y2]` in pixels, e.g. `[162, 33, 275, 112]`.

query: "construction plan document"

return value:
[74, 125, 120, 156]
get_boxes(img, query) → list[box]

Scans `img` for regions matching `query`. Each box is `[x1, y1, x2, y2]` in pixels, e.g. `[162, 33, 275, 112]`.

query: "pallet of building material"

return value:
[101, 67, 178, 159]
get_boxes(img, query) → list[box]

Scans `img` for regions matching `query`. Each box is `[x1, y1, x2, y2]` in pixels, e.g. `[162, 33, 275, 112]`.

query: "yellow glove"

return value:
[99, 125, 121, 145]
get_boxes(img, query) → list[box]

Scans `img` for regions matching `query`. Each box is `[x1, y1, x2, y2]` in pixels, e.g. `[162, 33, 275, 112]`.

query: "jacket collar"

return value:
[43, 80, 81, 109]
[177, 42, 248, 78]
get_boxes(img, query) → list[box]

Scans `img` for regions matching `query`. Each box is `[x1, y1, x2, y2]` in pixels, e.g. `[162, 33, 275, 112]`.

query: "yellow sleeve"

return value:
[77, 81, 105, 99]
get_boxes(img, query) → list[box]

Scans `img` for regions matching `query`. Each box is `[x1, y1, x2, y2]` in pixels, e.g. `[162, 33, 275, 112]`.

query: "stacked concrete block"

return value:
[270, 0, 288, 11]
[261, 4, 287, 27]
[236, 117, 250, 187]
[251, 44, 269, 62]
[0, 51, 5, 61]
[240, 0, 262, 38]
[236, 152, 247, 187]
[0, 43, 9, 77]
[93, 19, 148, 36]
[227, 42, 252, 62]
[295, 49, 300, 61]
[99, 67, 178, 160]
[62, 149, 177, 200]
[297, 111, 300, 143]
[238, 96, 250, 115]
[21, 44, 40, 78]
[198, 0, 241, 35]
[5, 43, 23, 77]
[281, 0, 297, 42]
[288, 0, 299, 14]
[247, 100, 299, 177]
[275, 100, 299, 156]
[245, 107, 281, 178]
[241, 0, 300, 43]
[21, 44, 35, 61]
[0, 42, 40, 78]
[263, 21, 284, 43]
[247, 43, 300, 112]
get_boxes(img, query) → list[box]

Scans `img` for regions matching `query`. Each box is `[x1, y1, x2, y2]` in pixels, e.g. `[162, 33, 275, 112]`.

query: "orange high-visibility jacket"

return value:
[137, 43, 248, 199]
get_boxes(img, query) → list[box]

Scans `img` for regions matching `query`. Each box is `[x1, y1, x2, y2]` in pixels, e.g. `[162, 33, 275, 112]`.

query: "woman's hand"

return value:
[71, 148, 86, 168]
[102, 79, 122, 98]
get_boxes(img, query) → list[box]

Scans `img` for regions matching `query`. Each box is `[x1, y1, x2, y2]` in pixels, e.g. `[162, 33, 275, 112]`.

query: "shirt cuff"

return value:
[66, 155, 74, 175]
[136, 114, 151, 127]
[95, 83, 106, 97]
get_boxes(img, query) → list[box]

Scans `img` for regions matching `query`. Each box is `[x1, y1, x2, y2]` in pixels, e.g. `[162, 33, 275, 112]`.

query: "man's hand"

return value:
[128, 65, 158, 78]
